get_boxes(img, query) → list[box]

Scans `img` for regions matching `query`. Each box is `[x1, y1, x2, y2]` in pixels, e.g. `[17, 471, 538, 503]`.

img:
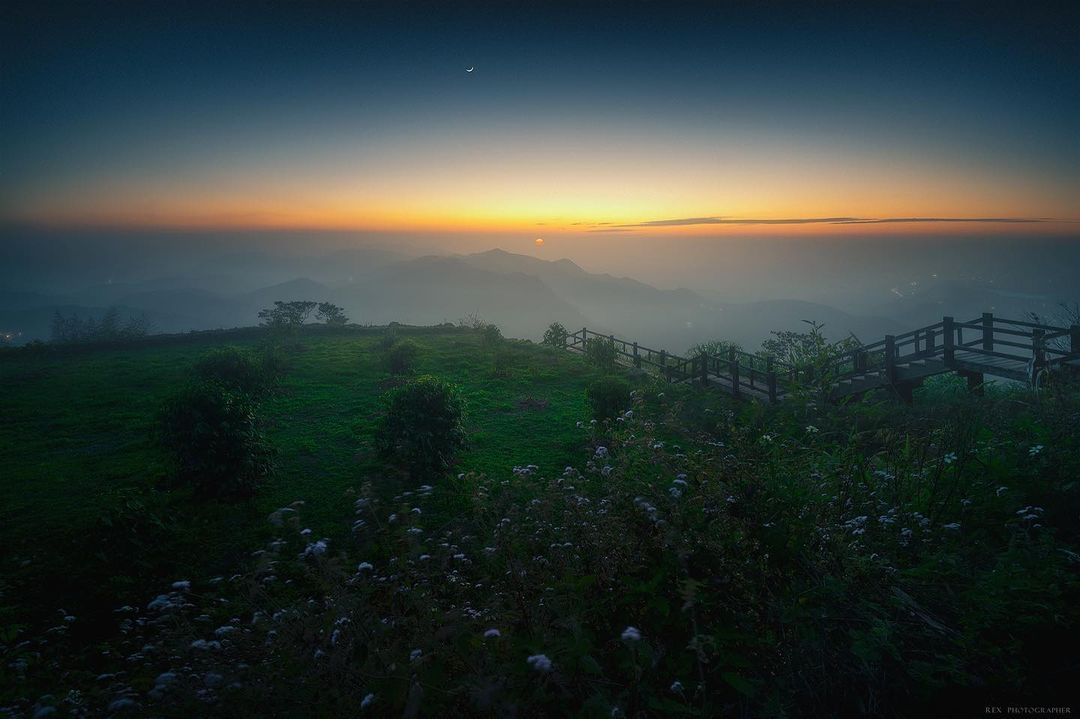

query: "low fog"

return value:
[2, 226, 1078, 353]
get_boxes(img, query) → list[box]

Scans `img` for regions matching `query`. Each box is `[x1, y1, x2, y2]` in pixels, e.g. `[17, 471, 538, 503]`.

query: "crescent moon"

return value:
[466, 66, 475, 73]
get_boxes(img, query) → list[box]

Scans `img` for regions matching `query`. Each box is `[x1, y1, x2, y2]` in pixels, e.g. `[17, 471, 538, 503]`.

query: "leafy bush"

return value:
[688, 339, 744, 358]
[586, 335, 617, 370]
[377, 327, 398, 350]
[542, 322, 568, 348]
[386, 339, 420, 375]
[759, 320, 859, 375]
[375, 375, 466, 476]
[194, 347, 270, 396]
[480, 323, 503, 348]
[585, 376, 631, 420]
[156, 381, 274, 497]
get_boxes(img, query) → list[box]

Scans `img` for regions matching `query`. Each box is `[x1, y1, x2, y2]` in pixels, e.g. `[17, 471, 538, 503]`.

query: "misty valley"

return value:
[3, 1, 1079, 717]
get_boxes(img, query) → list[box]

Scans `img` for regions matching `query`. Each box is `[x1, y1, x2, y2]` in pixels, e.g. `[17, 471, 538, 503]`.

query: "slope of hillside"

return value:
[331, 256, 590, 336]
[2, 325, 1076, 716]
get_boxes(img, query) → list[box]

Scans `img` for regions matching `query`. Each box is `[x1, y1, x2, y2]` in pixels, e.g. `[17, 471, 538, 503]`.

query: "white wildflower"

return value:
[621, 626, 642, 642]
[526, 654, 553, 673]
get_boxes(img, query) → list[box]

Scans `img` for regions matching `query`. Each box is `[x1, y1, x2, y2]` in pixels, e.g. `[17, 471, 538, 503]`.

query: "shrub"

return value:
[377, 327, 398, 351]
[585, 376, 631, 420]
[386, 339, 420, 375]
[542, 322, 568, 348]
[194, 347, 270, 396]
[480, 323, 503, 348]
[688, 339, 744, 358]
[156, 381, 274, 497]
[492, 347, 515, 378]
[375, 375, 466, 476]
[585, 335, 617, 370]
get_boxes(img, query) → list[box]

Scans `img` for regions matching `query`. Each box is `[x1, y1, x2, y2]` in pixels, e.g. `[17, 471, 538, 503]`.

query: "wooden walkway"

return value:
[564, 314, 1080, 404]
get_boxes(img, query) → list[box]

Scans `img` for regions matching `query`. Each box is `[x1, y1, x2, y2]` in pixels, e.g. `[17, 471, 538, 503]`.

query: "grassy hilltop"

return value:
[1, 325, 1078, 717]
[0, 327, 609, 626]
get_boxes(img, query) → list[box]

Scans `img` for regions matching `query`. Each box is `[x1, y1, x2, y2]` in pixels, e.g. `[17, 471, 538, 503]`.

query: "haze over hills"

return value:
[3, 226, 1078, 352]
[2, 244, 918, 351]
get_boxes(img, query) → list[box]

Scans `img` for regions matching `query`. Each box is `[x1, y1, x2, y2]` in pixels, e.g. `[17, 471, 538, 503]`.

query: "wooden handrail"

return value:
[559, 312, 1078, 401]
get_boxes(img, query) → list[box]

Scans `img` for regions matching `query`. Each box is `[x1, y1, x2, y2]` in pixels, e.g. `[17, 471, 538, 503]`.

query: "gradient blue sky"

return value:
[2, 1, 1078, 233]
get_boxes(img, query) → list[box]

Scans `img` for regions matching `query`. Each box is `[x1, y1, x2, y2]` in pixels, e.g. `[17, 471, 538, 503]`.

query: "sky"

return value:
[2, 1, 1078, 239]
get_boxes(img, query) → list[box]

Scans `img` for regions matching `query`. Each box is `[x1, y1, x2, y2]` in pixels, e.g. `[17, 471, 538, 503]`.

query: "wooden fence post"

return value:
[632, 341, 640, 367]
[855, 349, 867, 372]
[884, 335, 896, 381]
[766, 356, 777, 403]
[729, 348, 740, 398]
[1033, 328, 1046, 369]
[659, 349, 668, 382]
[699, 352, 708, 385]
[943, 316, 955, 368]
[982, 312, 993, 352]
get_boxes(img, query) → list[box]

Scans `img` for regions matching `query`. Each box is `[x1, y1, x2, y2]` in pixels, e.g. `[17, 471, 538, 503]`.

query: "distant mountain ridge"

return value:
[3, 247, 909, 349]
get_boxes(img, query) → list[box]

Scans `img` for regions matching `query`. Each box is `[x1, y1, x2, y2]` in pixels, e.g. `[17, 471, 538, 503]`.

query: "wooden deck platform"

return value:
[565, 313, 1079, 405]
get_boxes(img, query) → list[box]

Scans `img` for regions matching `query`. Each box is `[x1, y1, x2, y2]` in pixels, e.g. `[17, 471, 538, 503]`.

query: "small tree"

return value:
[316, 302, 348, 326]
[157, 381, 274, 497]
[759, 320, 860, 389]
[258, 301, 317, 329]
[586, 336, 617, 371]
[585, 377, 631, 421]
[542, 322, 568, 348]
[375, 376, 467, 476]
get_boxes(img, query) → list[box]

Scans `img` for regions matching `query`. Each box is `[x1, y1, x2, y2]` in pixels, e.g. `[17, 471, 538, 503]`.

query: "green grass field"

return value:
[0, 326, 615, 630]
[2, 327, 1077, 717]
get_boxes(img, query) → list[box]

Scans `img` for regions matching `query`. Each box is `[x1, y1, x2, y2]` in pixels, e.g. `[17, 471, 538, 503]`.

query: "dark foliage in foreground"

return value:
[375, 375, 467, 477]
[585, 376, 631, 420]
[4, 343, 1078, 717]
[193, 347, 273, 397]
[156, 381, 274, 497]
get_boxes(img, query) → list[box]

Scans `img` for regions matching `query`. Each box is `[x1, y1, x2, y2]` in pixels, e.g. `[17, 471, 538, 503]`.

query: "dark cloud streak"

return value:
[617, 216, 1054, 228]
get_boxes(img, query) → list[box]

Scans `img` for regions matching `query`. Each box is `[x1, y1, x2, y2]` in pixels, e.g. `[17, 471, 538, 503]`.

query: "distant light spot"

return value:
[535, 238, 544, 246]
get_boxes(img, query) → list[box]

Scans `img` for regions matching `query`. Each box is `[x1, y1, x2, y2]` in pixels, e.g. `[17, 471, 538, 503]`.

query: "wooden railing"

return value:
[563, 313, 1080, 404]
